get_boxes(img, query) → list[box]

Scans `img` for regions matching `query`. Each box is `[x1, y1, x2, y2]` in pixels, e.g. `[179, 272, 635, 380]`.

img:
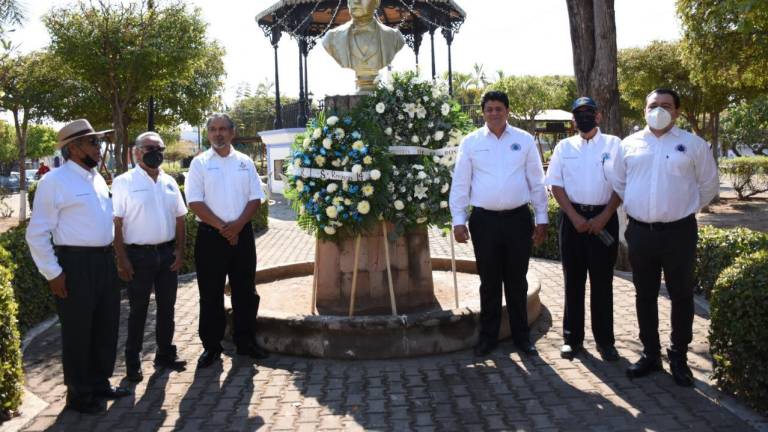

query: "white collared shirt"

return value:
[449, 123, 549, 226]
[112, 167, 187, 245]
[184, 147, 266, 222]
[545, 129, 621, 205]
[25, 160, 114, 280]
[612, 126, 719, 223]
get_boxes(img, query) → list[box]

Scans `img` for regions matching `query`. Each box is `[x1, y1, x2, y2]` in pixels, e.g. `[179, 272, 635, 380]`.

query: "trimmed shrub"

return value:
[0, 246, 23, 420]
[710, 250, 768, 414]
[719, 156, 768, 199]
[0, 222, 55, 332]
[696, 225, 768, 298]
[531, 196, 560, 261]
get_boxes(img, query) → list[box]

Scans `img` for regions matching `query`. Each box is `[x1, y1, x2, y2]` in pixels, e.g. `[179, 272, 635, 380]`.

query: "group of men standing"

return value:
[449, 88, 719, 387]
[26, 114, 267, 414]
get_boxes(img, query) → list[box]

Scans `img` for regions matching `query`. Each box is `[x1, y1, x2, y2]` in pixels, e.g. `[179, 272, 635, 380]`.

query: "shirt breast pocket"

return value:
[666, 151, 693, 177]
[561, 156, 581, 181]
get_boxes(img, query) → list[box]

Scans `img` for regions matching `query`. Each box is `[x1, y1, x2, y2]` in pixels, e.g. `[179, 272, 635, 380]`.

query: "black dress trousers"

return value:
[559, 207, 619, 348]
[195, 222, 259, 351]
[625, 215, 697, 359]
[54, 246, 120, 400]
[468, 206, 534, 345]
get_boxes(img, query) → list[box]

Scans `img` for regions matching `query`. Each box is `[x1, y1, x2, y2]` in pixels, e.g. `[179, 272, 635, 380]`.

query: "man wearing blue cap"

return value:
[545, 97, 622, 361]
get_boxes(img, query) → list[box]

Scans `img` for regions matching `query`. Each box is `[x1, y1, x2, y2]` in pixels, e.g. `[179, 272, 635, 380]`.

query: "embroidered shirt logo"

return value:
[675, 144, 686, 153]
[166, 183, 174, 192]
[601, 152, 610, 161]
[239, 161, 246, 169]
[510, 143, 521, 151]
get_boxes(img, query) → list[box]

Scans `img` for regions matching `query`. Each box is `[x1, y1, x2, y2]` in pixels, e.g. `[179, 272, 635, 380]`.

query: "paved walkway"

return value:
[12, 198, 768, 431]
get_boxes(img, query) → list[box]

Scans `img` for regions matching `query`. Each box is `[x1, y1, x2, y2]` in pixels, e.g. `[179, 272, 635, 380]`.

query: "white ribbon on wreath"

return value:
[387, 145, 459, 156]
[296, 167, 373, 182]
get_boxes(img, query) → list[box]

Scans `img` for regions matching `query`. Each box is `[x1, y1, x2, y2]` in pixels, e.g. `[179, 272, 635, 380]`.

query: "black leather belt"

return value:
[55, 245, 113, 253]
[126, 240, 175, 250]
[572, 203, 606, 213]
[473, 204, 528, 216]
[628, 214, 695, 231]
[198, 222, 218, 232]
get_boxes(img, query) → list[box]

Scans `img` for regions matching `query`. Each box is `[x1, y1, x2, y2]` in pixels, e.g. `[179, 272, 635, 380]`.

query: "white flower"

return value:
[394, 200, 405, 210]
[416, 217, 428, 224]
[370, 169, 381, 180]
[423, 95, 430, 102]
[441, 183, 450, 194]
[417, 171, 428, 180]
[384, 127, 393, 136]
[432, 87, 441, 98]
[362, 184, 374, 196]
[351, 164, 363, 175]
[384, 81, 394, 91]
[327, 183, 338, 193]
[375, 102, 386, 113]
[314, 155, 326, 166]
[313, 192, 321, 202]
[357, 200, 371, 214]
[342, 180, 349, 191]
[414, 184, 428, 200]
[416, 104, 427, 119]
[441, 103, 451, 116]
[331, 159, 342, 167]
[441, 153, 456, 166]
[408, 123, 413, 129]
[352, 140, 364, 150]
[403, 103, 417, 118]
[413, 164, 424, 170]
[324, 226, 336, 235]
[397, 114, 404, 120]
[434, 130, 445, 141]
[440, 201, 448, 208]
[332, 197, 342, 206]
[295, 179, 304, 190]
[396, 89, 404, 97]
[433, 155, 441, 163]
[293, 158, 302, 168]
[428, 122, 434, 128]
[335, 128, 345, 139]
[326, 206, 338, 219]
[303, 138, 311, 148]
[363, 155, 373, 165]
[411, 135, 419, 144]
[322, 138, 332, 149]
[312, 128, 322, 139]
[420, 203, 426, 210]
[344, 198, 352, 205]
[326, 116, 339, 126]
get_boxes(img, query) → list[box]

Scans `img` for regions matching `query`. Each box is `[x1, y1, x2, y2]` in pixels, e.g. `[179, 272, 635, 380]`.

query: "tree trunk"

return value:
[111, 107, 126, 175]
[566, 0, 622, 137]
[12, 109, 28, 221]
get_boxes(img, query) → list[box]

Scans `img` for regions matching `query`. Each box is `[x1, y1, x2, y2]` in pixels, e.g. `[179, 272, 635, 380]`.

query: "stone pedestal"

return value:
[315, 224, 436, 315]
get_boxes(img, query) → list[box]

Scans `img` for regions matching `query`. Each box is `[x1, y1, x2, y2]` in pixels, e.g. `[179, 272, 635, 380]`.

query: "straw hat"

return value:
[56, 119, 114, 149]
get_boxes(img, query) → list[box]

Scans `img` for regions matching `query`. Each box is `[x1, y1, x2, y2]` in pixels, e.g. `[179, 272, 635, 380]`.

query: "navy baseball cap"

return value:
[571, 97, 598, 112]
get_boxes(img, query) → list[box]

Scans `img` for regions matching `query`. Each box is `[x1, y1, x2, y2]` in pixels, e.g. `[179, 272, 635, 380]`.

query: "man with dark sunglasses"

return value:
[112, 132, 188, 383]
[26, 119, 131, 414]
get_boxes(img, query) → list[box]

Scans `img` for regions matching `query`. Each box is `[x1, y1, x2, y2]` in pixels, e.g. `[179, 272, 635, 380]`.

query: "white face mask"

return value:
[645, 107, 672, 130]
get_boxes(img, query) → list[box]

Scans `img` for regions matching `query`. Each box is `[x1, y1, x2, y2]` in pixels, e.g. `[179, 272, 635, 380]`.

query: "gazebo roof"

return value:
[256, 0, 466, 43]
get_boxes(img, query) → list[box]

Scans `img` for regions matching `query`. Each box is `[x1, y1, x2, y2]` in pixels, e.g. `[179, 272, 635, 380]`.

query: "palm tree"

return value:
[471, 63, 489, 89]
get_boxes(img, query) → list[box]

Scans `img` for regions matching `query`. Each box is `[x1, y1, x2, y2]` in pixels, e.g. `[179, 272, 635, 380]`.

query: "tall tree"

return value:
[565, 0, 622, 136]
[43, 0, 224, 173]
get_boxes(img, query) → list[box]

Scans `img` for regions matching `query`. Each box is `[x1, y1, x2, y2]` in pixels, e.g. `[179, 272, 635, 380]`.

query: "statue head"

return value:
[348, 0, 380, 23]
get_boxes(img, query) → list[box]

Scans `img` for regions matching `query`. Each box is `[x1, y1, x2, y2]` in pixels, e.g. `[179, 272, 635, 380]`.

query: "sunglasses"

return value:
[78, 136, 102, 147]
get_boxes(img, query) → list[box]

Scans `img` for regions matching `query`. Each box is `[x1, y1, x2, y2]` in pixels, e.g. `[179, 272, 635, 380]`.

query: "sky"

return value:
[6, 0, 682, 109]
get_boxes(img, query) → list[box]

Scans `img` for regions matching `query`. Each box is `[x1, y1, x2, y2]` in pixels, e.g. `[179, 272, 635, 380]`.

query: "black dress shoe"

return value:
[515, 342, 538, 356]
[626, 355, 663, 379]
[236, 344, 269, 360]
[597, 345, 620, 362]
[93, 386, 132, 399]
[197, 349, 222, 368]
[154, 355, 188, 371]
[560, 344, 582, 360]
[667, 348, 694, 387]
[473, 340, 497, 356]
[125, 368, 144, 383]
[65, 398, 104, 414]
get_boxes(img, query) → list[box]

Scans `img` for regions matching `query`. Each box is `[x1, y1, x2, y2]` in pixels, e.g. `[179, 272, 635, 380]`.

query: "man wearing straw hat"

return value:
[26, 119, 131, 414]
[185, 113, 268, 368]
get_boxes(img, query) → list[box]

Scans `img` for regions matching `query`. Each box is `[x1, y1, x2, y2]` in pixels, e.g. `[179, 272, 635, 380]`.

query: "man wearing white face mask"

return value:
[612, 88, 719, 387]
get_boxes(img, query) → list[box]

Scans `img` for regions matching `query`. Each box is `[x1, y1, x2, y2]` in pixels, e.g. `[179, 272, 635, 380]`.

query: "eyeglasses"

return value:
[79, 136, 102, 147]
[140, 146, 164, 153]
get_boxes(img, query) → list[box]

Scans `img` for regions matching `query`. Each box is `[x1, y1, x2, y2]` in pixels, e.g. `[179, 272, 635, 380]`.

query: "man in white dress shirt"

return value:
[112, 132, 188, 383]
[450, 91, 548, 357]
[546, 97, 622, 362]
[612, 88, 719, 386]
[185, 113, 267, 368]
[26, 119, 130, 414]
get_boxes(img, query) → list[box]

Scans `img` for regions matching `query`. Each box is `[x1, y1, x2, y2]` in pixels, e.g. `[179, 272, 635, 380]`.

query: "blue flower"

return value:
[320, 148, 327, 155]
[342, 213, 349, 220]
[323, 127, 329, 133]
[349, 185, 360, 194]
[335, 151, 342, 157]
[361, 147, 368, 155]
[303, 157, 311, 165]
[303, 186, 310, 193]
[351, 131, 361, 139]
[343, 116, 352, 125]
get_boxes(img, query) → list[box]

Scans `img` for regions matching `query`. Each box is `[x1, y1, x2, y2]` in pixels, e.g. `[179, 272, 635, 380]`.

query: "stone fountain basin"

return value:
[233, 258, 541, 359]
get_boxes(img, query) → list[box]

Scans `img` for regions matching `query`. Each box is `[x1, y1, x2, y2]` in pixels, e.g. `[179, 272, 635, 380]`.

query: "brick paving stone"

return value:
[15, 213, 767, 431]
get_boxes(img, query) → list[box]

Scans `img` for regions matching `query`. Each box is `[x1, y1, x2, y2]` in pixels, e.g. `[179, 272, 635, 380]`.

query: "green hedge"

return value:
[0, 222, 55, 333]
[719, 156, 768, 199]
[0, 246, 23, 420]
[696, 225, 768, 298]
[710, 250, 768, 414]
[531, 197, 561, 261]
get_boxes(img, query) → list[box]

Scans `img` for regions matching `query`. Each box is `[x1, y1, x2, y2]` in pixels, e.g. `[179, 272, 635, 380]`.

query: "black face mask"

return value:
[573, 110, 598, 133]
[142, 149, 164, 169]
[81, 154, 99, 169]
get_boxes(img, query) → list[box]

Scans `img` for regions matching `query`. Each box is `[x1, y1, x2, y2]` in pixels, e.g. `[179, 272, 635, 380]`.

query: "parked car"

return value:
[0, 172, 20, 193]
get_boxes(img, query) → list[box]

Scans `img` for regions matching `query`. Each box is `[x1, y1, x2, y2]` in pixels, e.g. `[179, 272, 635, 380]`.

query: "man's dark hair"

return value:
[646, 88, 680, 109]
[481, 91, 509, 110]
[206, 113, 235, 130]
